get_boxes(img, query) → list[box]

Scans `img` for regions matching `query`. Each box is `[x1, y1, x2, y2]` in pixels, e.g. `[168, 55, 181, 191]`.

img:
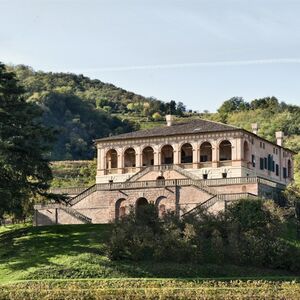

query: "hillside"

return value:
[4, 65, 300, 186]
[7, 65, 186, 160]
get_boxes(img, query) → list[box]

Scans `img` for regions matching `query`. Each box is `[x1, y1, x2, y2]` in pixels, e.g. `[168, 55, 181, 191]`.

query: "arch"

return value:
[106, 149, 118, 169]
[219, 140, 232, 161]
[200, 141, 212, 162]
[243, 140, 250, 161]
[288, 159, 292, 178]
[155, 196, 167, 218]
[156, 176, 165, 186]
[181, 143, 193, 163]
[142, 146, 154, 166]
[136, 197, 148, 207]
[161, 145, 174, 165]
[124, 147, 136, 168]
[136, 197, 149, 216]
[115, 198, 126, 219]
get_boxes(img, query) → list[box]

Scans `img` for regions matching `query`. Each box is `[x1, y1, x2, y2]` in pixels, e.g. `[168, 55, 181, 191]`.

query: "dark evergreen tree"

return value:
[0, 63, 55, 219]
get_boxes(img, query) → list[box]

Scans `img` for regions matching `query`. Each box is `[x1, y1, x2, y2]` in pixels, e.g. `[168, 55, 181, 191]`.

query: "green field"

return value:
[0, 224, 299, 299]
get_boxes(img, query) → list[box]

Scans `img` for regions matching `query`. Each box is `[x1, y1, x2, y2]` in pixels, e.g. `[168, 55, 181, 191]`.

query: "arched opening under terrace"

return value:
[115, 198, 127, 220]
[136, 197, 149, 217]
[155, 196, 167, 218]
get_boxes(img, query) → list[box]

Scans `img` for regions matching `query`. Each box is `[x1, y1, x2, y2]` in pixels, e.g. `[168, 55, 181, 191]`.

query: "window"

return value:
[283, 167, 287, 178]
[260, 141, 262, 148]
[264, 157, 267, 169]
[260, 158, 264, 170]
[288, 160, 292, 178]
[276, 164, 279, 176]
[222, 172, 227, 178]
[272, 161, 275, 172]
[252, 155, 256, 167]
[267, 154, 272, 171]
[203, 174, 208, 179]
[263, 143, 265, 149]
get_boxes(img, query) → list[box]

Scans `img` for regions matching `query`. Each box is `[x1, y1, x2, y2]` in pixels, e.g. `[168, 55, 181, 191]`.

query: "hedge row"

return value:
[1, 279, 300, 300]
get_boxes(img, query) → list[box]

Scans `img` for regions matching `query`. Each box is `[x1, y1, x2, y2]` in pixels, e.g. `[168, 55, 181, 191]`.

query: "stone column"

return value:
[117, 149, 123, 174]
[97, 147, 101, 170]
[135, 147, 142, 169]
[233, 138, 242, 167]
[154, 145, 160, 165]
[192, 142, 199, 168]
[173, 144, 180, 165]
[212, 141, 218, 168]
[97, 147, 105, 175]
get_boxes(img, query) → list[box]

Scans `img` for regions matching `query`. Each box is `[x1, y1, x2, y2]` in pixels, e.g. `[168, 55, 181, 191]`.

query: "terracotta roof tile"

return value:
[96, 119, 239, 142]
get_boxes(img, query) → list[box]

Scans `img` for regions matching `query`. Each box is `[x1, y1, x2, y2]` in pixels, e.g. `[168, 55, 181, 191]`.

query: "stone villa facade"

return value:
[35, 116, 294, 226]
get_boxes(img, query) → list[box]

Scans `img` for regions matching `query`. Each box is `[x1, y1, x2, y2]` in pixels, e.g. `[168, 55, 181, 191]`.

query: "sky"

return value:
[1, 0, 300, 111]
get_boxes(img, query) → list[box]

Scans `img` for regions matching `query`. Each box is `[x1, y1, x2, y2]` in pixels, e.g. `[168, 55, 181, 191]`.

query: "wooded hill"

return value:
[8, 65, 186, 160]
[7, 65, 300, 182]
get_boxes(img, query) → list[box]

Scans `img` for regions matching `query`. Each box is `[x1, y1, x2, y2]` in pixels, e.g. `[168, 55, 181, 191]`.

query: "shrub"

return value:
[107, 199, 300, 271]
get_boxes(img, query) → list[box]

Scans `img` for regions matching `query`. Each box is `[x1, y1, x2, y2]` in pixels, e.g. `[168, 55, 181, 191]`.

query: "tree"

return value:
[0, 63, 55, 219]
[165, 100, 177, 115]
[218, 97, 249, 115]
[176, 101, 186, 116]
[250, 96, 280, 111]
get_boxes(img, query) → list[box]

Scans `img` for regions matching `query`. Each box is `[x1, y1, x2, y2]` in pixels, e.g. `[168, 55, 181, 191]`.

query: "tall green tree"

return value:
[0, 63, 54, 219]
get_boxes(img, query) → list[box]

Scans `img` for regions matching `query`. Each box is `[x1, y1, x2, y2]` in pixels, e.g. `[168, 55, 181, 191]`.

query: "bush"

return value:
[107, 199, 300, 271]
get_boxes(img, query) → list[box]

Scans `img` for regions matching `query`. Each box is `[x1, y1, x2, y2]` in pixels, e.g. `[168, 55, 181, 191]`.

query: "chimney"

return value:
[251, 123, 259, 135]
[275, 131, 284, 146]
[166, 115, 174, 127]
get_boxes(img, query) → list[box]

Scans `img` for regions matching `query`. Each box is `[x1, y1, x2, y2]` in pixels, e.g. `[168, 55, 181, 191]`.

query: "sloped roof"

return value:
[96, 119, 239, 142]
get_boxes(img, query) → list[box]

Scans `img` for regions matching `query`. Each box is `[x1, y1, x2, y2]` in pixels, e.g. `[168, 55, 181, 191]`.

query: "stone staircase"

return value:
[126, 165, 168, 182]
[67, 165, 219, 207]
[126, 164, 218, 196]
[171, 165, 218, 196]
[64, 165, 258, 219]
[68, 184, 96, 206]
[60, 206, 92, 224]
[182, 192, 258, 217]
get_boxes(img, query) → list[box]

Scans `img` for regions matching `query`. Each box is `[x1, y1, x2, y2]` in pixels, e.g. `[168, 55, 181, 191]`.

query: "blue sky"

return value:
[1, 0, 300, 111]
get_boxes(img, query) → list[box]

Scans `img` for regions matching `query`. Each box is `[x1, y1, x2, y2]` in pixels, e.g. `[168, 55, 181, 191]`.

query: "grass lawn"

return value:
[0, 223, 300, 299]
[1, 223, 300, 282]
[1, 278, 300, 299]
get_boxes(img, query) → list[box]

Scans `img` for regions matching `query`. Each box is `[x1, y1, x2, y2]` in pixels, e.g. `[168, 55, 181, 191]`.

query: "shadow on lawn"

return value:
[0, 224, 110, 272]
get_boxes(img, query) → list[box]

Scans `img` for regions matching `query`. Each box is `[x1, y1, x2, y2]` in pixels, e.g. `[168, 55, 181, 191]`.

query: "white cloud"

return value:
[76, 58, 300, 73]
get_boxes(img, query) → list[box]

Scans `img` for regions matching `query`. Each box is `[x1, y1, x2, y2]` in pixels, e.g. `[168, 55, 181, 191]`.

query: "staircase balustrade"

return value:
[60, 207, 92, 223]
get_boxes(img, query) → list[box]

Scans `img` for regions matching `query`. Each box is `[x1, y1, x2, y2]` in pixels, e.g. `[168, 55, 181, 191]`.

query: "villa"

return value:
[34, 116, 294, 225]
